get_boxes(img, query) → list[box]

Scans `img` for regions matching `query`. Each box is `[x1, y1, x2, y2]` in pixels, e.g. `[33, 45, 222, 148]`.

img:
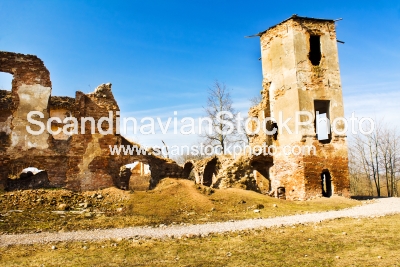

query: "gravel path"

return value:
[2, 198, 400, 247]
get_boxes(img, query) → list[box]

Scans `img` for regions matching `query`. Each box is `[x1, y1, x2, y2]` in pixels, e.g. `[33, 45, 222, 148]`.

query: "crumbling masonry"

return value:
[187, 16, 350, 200]
[0, 51, 184, 191]
[1, 15, 350, 200]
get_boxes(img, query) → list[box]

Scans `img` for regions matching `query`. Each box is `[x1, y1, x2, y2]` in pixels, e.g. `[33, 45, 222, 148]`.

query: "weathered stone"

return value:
[0, 51, 184, 192]
[1, 16, 350, 200]
[57, 203, 69, 211]
[247, 15, 350, 200]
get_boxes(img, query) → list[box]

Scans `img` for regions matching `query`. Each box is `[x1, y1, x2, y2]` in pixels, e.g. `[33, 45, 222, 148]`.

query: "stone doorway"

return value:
[321, 170, 332, 197]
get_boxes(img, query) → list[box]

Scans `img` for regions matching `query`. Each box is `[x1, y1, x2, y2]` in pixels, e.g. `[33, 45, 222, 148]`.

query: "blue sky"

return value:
[0, 1, 399, 147]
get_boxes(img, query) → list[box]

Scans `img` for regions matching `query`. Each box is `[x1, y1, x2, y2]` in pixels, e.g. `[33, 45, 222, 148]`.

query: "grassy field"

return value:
[0, 178, 360, 234]
[1, 214, 399, 266]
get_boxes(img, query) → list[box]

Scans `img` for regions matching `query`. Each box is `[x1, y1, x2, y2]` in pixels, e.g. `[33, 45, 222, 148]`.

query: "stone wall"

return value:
[188, 155, 272, 194]
[0, 51, 184, 191]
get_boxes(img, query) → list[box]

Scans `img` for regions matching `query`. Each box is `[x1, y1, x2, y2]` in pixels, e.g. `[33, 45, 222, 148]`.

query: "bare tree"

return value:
[378, 126, 399, 196]
[173, 152, 205, 165]
[203, 81, 238, 154]
[352, 123, 382, 196]
[349, 120, 400, 197]
[348, 143, 373, 196]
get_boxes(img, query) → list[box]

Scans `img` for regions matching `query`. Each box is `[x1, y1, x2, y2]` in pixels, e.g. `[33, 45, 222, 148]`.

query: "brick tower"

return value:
[249, 15, 350, 200]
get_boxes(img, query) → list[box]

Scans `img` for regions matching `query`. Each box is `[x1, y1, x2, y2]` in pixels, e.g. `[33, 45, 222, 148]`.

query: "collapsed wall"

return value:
[0, 51, 184, 191]
[185, 155, 272, 195]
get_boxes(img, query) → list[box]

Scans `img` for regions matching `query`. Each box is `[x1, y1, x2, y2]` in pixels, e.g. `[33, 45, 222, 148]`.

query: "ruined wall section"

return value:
[107, 136, 185, 190]
[0, 52, 52, 151]
[260, 20, 300, 145]
[0, 51, 184, 192]
[0, 52, 51, 105]
[189, 155, 272, 194]
[191, 157, 222, 186]
[248, 81, 274, 148]
[214, 155, 269, 192]
[0, 90, 13, 150]
[0, 52, 52, 190]
[64, 84, 121, 191]
[257, 20, 306, 199]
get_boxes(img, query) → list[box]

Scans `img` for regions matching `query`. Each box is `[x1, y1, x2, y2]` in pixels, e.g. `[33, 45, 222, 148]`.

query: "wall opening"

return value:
[0, 72, 13, 91]
[251, 161, 272, 194]
[266, 121, 278, 141]
[308, 35, 321, 66]
[126, 162, 151, 191]
[7, 167, 50, 190]
[314, 100, 331, 143]
[203, 158, 218, 187]
[321, 170, 332, 197]
[271, 122, 278, 141]
[277, 187, 286, 199]
[183, 162, 195, 180]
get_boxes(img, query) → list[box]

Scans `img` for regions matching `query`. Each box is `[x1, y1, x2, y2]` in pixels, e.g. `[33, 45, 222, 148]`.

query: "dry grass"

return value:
[0, 178, 359, 234]
[1, 214, 400, 266]
[129, 175, 151, 191]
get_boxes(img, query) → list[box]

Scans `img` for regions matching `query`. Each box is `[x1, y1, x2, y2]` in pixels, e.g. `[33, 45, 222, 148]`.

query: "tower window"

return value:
[314, 100, 331, 143]
[309, 35, 321, 66]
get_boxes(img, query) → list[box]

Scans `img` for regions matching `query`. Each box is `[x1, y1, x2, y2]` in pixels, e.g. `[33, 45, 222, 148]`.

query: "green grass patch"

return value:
[1, 214, 400, 266]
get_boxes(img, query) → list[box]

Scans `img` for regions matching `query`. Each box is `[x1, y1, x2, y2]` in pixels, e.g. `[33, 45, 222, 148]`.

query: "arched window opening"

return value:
[251, 161, 272, 194]
[183, 162, 195, 180]
[125, 161, 151, 191]
[0, 72, 13, 91]
[203, 158, 218, 187]
[321, 170, 332, 197]
[7, 167, 49, 190]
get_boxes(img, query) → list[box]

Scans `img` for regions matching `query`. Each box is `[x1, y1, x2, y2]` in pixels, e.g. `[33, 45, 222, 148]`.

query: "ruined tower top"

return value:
[254, 15, 344, 141]
[254, 15, 335, 36]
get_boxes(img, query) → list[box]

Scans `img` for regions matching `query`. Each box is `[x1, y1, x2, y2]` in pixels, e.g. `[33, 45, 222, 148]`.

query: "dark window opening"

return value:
[203, 158, 218, 187]
[183, 162, 194, 180]
[266, 121, 278, 141]
[309, 35, 321, 66]
[314, 100, 331, 144]
[321, 171, 332, 197]
[271, 122, 278, 141]
[7, 167, 50, 191]
[277, 187, 286, 199]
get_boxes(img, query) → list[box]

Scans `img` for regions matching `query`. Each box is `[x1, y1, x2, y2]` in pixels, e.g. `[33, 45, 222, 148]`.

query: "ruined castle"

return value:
[0, 15, 350, 200]
[187, 15, 350, 200]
